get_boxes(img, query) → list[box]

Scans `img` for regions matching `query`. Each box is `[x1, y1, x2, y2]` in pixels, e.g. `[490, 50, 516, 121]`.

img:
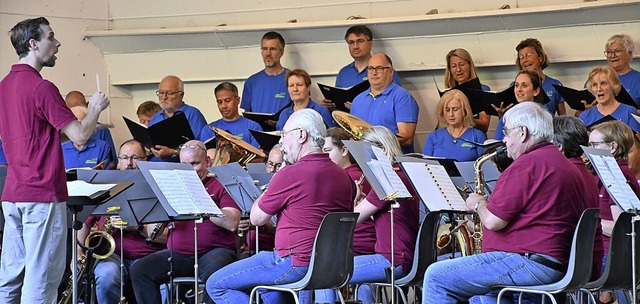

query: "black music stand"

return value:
[67, 181, 132, 304]
[209, 163, 263, 253]
[137, 161, 224, 303]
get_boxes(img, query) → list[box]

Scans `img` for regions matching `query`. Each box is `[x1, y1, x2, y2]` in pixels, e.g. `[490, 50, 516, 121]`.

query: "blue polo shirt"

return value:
[276, 99, 336, 130]
[351, 83, 419, 152]
[0, 140, 7, 165]
[579, 103, 640, 132]
[240, 69, 290, 113]
[509, 76, 564, 116]
[423, 127, 487, 161]
[619, 69, 640, 107]
[199, 116, 263, 149]
[149, 102, 207, 162]
[336, 62, 401, 88]
[62, 138, 111, 170]
[91, 128, 117, 166]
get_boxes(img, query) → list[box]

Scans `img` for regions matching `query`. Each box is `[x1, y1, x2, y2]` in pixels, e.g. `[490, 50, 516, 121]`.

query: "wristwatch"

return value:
[172, 149, 179, 157]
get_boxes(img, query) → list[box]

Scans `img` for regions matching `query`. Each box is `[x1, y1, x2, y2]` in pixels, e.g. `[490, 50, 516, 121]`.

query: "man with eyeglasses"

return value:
[240, 31, 290, 117]
[321, 25, 401, 111]
[350, 53, 419, 153]
[199, 82, 262, 159]
[0, 17, 111, 303]
[207, 109, 354, 303]
[422, 102, 587, 303]
[76, 139, 165, 303]
[131, 140, 240, 304]
[149, 75, 207, 162]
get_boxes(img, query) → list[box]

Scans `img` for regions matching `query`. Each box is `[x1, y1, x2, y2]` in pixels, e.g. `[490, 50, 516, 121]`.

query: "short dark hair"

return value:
[261, 31, 285, 49]
[326, 127, 356, 164]
[119, 139, 147, 159]
[344, 25, 373, 41]
[214, 82, 238, 96]
[10, 17, 50, 58]
[553, 116, 588, 158]
[515, 38, 549, 70]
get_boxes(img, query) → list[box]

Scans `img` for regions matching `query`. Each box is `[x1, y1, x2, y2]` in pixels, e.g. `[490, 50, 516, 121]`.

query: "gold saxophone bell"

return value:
[85, 217, 117, 259]
[332, 111, 372, 140]
[211, 127, 267, 167]
[436, 222, 473, 256]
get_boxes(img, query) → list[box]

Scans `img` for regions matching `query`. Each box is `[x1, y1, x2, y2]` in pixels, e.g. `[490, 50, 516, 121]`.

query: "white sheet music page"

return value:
[67, 180, 115, 197]
[584, 147, 640, 211]
[173, 170, 219, 215]
[369, 146, 412, 198]
[402, 162, 466, 211]
[149, 170, 199, 215]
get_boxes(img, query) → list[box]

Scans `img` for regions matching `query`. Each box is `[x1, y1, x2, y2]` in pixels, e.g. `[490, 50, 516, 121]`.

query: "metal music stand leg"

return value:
[69, 207, 83, 304]
[193, 218, 202, 304]
[631, 211, 639, 304]
[388, 199, 400, 304]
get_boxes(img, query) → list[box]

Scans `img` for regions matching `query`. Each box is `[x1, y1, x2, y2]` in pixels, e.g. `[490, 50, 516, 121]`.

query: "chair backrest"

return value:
[395, 210, 441, 285]
[299, 212, 358, 290]
[595, 212, 638, 289]
[552, 208, 600, 291]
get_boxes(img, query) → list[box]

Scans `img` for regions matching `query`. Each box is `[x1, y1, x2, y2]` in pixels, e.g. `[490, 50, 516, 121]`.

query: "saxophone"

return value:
[58, 217, 117, 304]
[471, 146, 506, 254]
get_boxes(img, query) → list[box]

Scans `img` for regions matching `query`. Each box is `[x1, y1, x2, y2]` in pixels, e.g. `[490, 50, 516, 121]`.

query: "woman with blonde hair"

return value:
[444, 48, 491, 132]
[423, 89, 486, 161]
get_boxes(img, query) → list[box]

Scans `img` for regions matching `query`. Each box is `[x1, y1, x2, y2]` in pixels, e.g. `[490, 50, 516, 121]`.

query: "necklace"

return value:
[448, 127, 466, 144]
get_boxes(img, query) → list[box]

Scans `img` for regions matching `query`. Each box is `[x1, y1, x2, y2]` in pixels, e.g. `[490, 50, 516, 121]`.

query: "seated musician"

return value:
[348, 126, 419, 304]
[76, 139, 163, 303]
[552, 116, 604, 281]
[199, 82, 262, 159]
[62, 106, 112, 170]
[206, 109, 355, 304]
[422, 89, 487, 161]
[236, 144, 282, 259]
[422, 102, 587, 303]
[579, 66, 640, 132]
[588, 120, 640, 304]
[130, 140, 240, 304]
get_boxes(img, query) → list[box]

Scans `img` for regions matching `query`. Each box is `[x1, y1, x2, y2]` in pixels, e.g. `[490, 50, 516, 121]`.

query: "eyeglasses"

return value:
[155, 90, 183, 97]
[118, 155, 143, 161]
[588, 141, 611, 148]
[502, 126, 521, 137]
[604, 49, 626, 58]
[266, 161, 283, 170]
[347, 38, 371, 46]
[367, 66, 392, 73]
[280, 127, 301, 137]
[178, 144, 207, 152]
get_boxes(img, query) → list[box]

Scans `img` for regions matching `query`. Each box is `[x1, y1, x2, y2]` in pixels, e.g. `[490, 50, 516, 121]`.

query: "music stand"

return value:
[343, 140, 413, 304]
[137, 161, 224, 302]
[67, 181, 132, 304]
[209, 163, 263, 252]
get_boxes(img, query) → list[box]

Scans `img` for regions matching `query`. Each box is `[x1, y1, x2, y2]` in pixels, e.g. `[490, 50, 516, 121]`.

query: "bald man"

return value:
[350, 53, 419, 153]
[148, 75, 207, 162]
[62, 106, 112, 170]
[65, 90, 88, 108]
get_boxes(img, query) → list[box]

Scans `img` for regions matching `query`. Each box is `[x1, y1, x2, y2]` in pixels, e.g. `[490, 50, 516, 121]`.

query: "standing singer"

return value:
[0, 17, 110, 303]
[422, 102, 586, 303]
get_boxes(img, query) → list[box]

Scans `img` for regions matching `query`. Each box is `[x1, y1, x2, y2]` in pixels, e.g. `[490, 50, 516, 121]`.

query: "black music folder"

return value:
[317, 80, 370, 112]
[553, 84, 638, 111]
[250, 129, 280, 152]
[123, 112, 195, 149]
[586, 115, 617, 129]
[242, 102, 292, 132]
[466, 85, 550, 117]
[435, 77, 485, 115]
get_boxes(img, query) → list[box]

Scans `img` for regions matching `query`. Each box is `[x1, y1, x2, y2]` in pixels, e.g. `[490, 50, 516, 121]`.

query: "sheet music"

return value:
[401, 162, 466, 211]
[370, 146, 412, 198]
[150, 170, 199, 214]
[174, 170, 219, 215]
[67, 180, 115, 197]
[584, 147, 640, 211]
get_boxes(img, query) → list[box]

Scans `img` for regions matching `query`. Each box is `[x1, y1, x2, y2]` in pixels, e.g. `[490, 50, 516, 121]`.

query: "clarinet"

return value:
[145, 222, 167, 246]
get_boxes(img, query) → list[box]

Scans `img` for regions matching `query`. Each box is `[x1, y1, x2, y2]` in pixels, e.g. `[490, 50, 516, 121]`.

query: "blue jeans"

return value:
[93, 254, 135, 304]
[0, 202, 67, 304]
[422, 251, 564, 304]
[206, 251, 310, 304]
[315, 253, 405, 304]
[130, 247, 236, 304]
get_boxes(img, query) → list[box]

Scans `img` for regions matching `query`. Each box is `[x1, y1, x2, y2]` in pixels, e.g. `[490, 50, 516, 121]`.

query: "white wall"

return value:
[1, 0, 639, 151]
